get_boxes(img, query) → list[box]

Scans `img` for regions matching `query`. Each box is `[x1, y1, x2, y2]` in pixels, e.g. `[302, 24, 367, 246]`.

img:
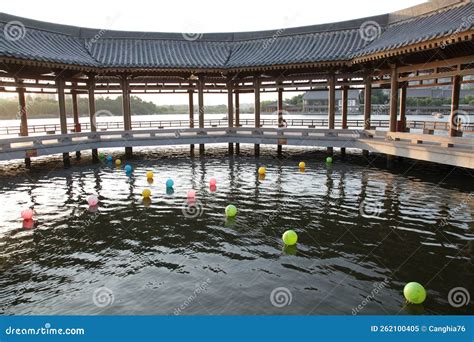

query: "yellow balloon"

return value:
[142, 188, 151, 198]
[258, 166, 266, 175]
[299, 161, 306, 169]
[146, 171, 154, 179]
[115, 159, 122, 166]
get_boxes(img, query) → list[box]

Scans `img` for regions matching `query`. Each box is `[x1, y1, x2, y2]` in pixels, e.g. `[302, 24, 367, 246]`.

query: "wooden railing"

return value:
[2, 117, 472, 136]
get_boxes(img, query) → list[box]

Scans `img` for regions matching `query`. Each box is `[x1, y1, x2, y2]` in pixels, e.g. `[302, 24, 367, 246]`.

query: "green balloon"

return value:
[99, 152, 105, 159]
[403, 282, 426, 304]
[326, 156, 333, 164]
[225, 204, 237, 217]
[282, 230, 298, 246]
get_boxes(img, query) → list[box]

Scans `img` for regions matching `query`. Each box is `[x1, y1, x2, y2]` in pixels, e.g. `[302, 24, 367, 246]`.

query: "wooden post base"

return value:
[386, 154, 395, 168]
[92, 149, 99, 163]
[277, 145, 282, 156]
[235, 143, 240, 155]
[63, 152, 70, 167]
[327, 147, 333, 155]
[362, 150, 369, 158]
[341, 147, 346, 158]
[75, 151, 81, 160]
[199, 144, 205, 155]
[125, 147, 133, 159]
[254, 144, 260, 156]
[25, 157, 31, 168]
[228, 143, 234, 155]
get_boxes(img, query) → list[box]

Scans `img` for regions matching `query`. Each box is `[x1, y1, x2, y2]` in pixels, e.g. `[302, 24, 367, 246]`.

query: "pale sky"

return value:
[2, 0, 426, 105]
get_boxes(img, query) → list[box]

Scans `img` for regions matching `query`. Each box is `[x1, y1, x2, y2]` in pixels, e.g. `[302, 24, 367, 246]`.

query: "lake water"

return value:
[0, 146, 472, 315]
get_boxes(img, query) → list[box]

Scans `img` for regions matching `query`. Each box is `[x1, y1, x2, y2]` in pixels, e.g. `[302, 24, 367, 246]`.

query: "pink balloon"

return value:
[23, 219, 34, 229]
[210, 184, 217, 192]
[209, 178, 217, 186]
[87, 195, 99, 207]
[21, 209, 34, 220]
[187, 189, 196, 199]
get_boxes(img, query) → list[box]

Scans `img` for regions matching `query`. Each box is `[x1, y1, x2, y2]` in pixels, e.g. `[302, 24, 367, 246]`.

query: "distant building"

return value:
[263, 102, 300, 113]
[302, 90, 362, 113]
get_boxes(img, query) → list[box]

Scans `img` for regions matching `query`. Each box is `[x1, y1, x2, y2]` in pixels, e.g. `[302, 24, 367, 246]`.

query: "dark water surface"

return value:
[0, 146, 473, 315]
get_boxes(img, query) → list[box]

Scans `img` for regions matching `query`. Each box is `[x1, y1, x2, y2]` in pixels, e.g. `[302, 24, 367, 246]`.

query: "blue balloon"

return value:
[106, 155, 113, 162]
[124, 164, 133, 173]
[166, 179, 174, 188]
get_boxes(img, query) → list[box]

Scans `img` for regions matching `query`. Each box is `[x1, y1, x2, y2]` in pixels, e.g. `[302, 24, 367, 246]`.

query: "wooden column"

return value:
[327, 73, 336, 155]
[121, 75, 133, 158]
[389, 65, 398, 133]
[399, 83, 407, 132]
[363, 74, 372, 157]
[87, 76, 99, 162]
[188, 86, 194, 153]
[254, 77, 261, 156]
[277, 82, 283, 156]
[235, 90, 240, 154]
[198, 77, 205, 154]
[388, 65, 398, 167]
[71, 84, 81, 159]
[57, 77, 70, 167]
[341, 82, 348, 157]
[17, 80, 31, 167]
[227, 79, 234, 155]
[449, 75, 461, 137]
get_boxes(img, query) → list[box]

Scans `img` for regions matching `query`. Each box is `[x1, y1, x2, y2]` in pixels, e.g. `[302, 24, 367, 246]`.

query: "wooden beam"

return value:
[57, 77, 70, 166]
[341, 80, 348, 158]
[188, 86, 194, 153]
[277, 81, 284, 156]
[227, 79, 234, 155]
[254, 77, 261, 156]
[87, 75, 99, 161]
[364, 74, 372, 130]
[121, 75, 133, 158]
[389, 66, 398, 133]
[449, 75, 461, 137]
[235, 90, 240, 154]
[198, 77, 205, 154]
[399, 83, 407, 132]
[17, 81, 28, 137]
[327, 73, 335, 155]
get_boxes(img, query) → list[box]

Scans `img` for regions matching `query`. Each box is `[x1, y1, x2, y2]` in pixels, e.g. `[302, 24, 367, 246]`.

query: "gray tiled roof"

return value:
[0, 2, 472, 70]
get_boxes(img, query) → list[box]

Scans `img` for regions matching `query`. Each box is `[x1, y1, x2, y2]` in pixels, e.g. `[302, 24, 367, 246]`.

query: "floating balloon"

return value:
[21, 209, 34, 220]
[124, 164, 133, 173]
[258, 166, 266, 175]
[299, 161, 306, 169]
[282, 230, 298, 246]
[403, 282, 426, 304]
[106, 155, 113, 162]
[99, 152, 105, 159]
[115, 159, 122, 166]
[326, 156, 333, 164]
[225, 204, 238, 217]
[209, 178, 217, 186]
[187, 189, 196, 199]
[87, 195, 99, 207]
[142, 188, 151, 199]
[166, 179, 174, 188]
[146, 171, 154, 179]
[22, 219, 34, 229]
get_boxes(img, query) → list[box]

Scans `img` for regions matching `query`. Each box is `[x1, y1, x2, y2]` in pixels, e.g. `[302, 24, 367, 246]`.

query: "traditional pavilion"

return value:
[0, 0, 473, 166]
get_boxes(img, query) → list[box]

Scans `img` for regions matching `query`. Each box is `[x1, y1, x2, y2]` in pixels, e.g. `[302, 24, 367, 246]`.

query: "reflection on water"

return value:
[0, 146, 473, 315]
